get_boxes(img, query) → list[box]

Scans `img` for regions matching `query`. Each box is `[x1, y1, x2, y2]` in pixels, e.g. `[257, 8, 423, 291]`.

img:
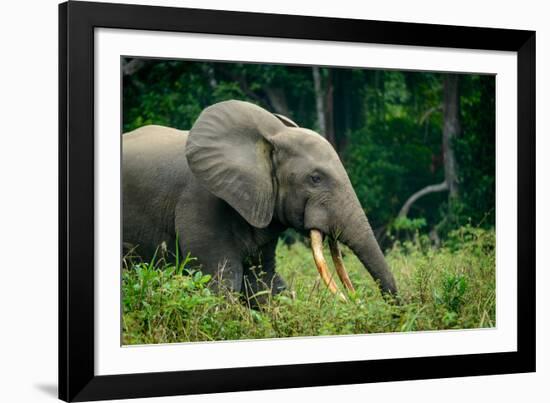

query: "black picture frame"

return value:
[59, 1, 536, 401]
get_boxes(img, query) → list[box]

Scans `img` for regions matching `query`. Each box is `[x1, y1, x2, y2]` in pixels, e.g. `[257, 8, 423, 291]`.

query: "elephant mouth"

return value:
[309, 229, 356, 302]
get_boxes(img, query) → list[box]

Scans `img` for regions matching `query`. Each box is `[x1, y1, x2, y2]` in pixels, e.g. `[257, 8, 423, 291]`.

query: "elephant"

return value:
[122, 100, 397, 303]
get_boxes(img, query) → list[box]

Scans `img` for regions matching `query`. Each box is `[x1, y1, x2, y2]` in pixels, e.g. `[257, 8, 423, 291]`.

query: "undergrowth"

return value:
[122, 225, 495, 344]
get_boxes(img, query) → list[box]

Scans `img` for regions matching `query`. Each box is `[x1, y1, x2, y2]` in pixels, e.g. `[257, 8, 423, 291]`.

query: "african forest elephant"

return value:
[123, 100, 397, 302]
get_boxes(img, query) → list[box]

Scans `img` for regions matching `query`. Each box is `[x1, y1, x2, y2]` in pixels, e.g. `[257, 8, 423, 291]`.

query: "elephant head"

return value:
[186, 100, 397, 299]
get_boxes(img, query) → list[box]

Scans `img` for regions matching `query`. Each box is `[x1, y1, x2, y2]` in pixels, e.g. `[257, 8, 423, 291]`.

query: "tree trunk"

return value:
[443, 74, 460, 199]
[398, 74, 461, 218]
[324, 70, 336, 147]
[312, 67, 337, 148]
[374, 70, 384, 121]
[202, 64, 218, 89]
[312, 67, 326, 135]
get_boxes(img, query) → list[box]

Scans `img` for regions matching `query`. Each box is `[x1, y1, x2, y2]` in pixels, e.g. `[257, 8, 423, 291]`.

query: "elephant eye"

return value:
[310, 174, 322, 184]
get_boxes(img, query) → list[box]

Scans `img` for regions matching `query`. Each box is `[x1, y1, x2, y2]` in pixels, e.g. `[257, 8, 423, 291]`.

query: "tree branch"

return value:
[419, 105, 442, 125]
[122, 58, 145, 76]
[398, 181, 448, 218]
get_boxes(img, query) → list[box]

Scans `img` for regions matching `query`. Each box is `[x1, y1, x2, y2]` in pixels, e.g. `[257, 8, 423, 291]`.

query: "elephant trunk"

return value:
[337, 211, 398, 296]
[308, 193, 398, 299]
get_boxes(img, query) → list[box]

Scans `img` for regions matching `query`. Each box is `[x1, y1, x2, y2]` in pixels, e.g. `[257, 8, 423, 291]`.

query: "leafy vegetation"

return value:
[122, 225, 495, 344]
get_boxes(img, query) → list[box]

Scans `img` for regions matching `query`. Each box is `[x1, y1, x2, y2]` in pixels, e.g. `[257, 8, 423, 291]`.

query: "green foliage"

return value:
[346, 71, 445, 231]
[122, 226, 495, 344]
[390, 216, 427, 232]
[343, 71, 494, 235]
[437, 273, 468, 313]
[454, 75, 496, 227]
[123, 60, 318, 133]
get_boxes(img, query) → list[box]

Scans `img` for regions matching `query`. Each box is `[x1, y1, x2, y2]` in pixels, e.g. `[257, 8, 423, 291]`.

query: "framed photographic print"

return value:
[59, 1, 535, 401]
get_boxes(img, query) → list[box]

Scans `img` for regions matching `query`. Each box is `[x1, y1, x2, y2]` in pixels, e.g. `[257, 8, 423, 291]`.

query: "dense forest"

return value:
[123, 58, 495, 245]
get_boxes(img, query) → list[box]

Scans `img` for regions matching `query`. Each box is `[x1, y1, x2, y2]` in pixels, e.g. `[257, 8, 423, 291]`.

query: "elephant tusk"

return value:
[310, 230, 347, 302]
[328, 238, 356, 293]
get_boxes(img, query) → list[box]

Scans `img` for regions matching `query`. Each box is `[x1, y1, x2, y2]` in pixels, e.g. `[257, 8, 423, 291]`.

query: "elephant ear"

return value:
[186, 100, 287, 228]
[273, 113, 299, 128]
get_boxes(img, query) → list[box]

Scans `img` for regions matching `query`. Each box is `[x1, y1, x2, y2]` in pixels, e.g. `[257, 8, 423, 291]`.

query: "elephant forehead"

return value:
[297, 135, 340, 162]
[279, 128, 338, 157]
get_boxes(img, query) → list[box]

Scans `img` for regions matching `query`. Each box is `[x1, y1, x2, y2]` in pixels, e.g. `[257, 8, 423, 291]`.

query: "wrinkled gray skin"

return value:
[123, 100, 397, 301]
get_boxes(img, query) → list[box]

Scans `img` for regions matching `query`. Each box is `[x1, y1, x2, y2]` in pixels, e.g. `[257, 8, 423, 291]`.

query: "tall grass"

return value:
[122, 225, 495, 345]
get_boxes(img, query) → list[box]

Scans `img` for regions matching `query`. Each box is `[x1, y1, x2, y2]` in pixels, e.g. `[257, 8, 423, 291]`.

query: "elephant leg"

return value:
[175, 221, 244, 293]
[174, 192, 246, 293]
[203, 252, 244, 294]
[242, 239, 287, 306]
[179, 246, 242, 295]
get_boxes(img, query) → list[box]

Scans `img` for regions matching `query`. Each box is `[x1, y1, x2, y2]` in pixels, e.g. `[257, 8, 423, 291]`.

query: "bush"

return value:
[122, 225, 496, 344]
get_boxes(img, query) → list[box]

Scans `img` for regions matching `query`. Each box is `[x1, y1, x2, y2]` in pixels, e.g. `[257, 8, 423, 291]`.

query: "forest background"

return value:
[123, 58, 495, 243]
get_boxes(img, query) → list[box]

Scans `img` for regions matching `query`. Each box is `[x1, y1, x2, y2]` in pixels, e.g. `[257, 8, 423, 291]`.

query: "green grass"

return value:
[122, 225, 495, 345]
